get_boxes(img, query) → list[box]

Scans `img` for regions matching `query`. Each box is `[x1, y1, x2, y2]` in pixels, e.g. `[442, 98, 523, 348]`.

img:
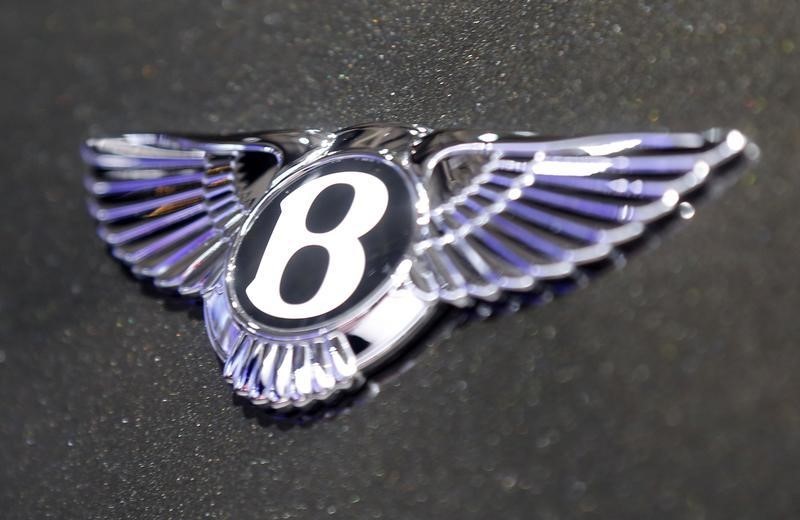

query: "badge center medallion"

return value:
[228, 154, 420, 333]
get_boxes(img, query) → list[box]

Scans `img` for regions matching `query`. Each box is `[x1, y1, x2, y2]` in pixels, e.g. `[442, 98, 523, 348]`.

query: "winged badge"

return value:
[82, 123, 750, 410]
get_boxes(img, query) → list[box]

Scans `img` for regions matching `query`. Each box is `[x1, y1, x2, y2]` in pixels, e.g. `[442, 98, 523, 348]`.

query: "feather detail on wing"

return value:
[204, 284, 360, 408]
[82, 133, 308, 296]
[410, 129, 749, 306]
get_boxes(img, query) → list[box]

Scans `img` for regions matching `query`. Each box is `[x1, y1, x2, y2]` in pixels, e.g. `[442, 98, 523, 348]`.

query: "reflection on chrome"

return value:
[82, 123, 753, 411]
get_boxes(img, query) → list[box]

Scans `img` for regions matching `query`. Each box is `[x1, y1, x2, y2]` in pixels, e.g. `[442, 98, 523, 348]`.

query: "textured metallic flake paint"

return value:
[2, 1, 798, 519]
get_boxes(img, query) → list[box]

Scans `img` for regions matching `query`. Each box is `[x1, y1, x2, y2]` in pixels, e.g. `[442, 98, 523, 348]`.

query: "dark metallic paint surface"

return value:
[1, 1, 798, 518]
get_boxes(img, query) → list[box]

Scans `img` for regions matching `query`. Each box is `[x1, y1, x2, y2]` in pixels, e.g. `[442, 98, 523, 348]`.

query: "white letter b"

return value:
[246, 172, 389, 320]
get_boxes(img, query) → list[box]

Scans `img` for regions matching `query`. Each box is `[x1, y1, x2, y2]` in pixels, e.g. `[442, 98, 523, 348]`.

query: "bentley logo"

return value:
[82, 124, 750, 409]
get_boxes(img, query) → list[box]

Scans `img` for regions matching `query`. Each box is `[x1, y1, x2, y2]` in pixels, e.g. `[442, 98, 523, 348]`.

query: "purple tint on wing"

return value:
[484, 173, 515, 188]
[223, 337, 252, 382]
[203, 183, 236, 199]
[88, 171, 205, 195]
[489, 214, 568, 260]
[504, 201, 602, 243]
[81, 145, 207, 170]
[206, 193, 240, 213]
[118, 216, 212, 263]
[91, 187, 205, 221]
[142, 228, 218, 276]
[470, 226, 537, 271]
[470, 185, 603, 244]
[607, 154, 697, 173]
[532, 175, 667, 199]
[525, 154, 697, 175]
[461, 196, 488, 217]
[523, 187, 629, 222]
[101, 204, 207, 244]
[631, 132, 705, 149]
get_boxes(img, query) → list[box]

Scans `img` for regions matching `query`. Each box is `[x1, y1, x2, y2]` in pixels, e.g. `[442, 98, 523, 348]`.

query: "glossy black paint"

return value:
[1, 1, 799, 519]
